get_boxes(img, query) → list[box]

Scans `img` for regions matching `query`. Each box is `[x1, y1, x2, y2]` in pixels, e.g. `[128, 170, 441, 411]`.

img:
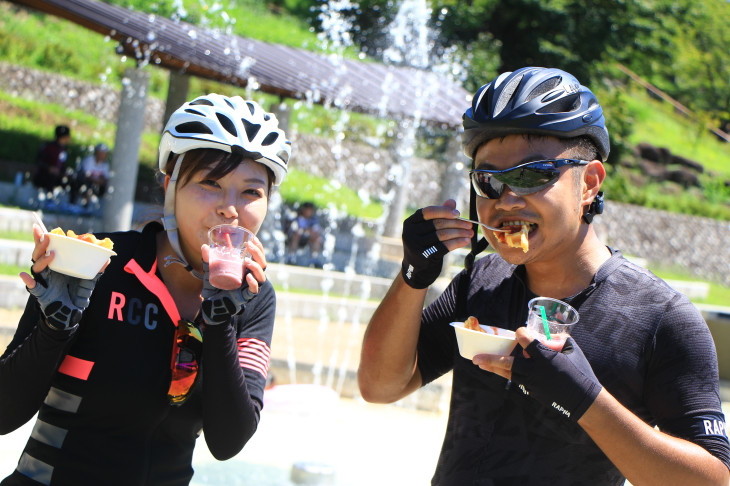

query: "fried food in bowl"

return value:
[46, 228, 116, 279]
[451, 316, 517, 358]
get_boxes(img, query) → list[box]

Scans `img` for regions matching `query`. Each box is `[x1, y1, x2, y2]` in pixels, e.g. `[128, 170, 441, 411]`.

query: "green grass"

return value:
[0, 90, 160, 169]
[0, 230, 33, 242]
[279, 169, 384, 220]
[650, 267, 730, 307]
[621, 87, 730, 177]
[0, 263, 25, 277]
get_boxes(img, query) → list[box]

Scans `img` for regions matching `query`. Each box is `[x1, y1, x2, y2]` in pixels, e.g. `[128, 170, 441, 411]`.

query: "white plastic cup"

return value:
[207, 224, 253, 290]
[525, 297, 579, 351]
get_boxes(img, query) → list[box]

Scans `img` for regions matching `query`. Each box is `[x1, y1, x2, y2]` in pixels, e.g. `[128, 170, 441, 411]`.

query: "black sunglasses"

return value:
[470, 159, 590, 199]
[167, 319, 203, 405]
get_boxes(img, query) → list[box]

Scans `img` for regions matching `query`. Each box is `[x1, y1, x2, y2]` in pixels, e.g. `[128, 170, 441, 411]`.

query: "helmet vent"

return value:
[538, 94, 580, 114]
[262, 132, 279, 146]
[246, 102, 256, 116]
[526, 77, 561, 102]
[176, 121, 213, 135]
[277, 148, 290, 164]
[184, 108, 206, 117]
[190, 99, 214, 107]
[494, 74, 523, 116]
[216, 113, 238, 137]
[242, 118, 261, 141]
[224, 98, 235, 109]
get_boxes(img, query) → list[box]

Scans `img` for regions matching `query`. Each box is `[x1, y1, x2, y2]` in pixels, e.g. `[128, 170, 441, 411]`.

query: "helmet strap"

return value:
[464, 183, 489, 273]
[161, 153, 203, 280]
[455, 183, 489, 321]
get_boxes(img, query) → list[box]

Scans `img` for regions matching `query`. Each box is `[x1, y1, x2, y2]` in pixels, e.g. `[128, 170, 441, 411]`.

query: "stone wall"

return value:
[594, 202, 730, 286]
[2, 63, 728, 285]
[0, 62, 165, 131]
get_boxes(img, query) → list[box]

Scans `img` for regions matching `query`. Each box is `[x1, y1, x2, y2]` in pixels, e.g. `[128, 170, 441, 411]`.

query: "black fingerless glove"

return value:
[401, 209, 449, 289]
[27, 267, 101, 332]
[511, 337, 602, 421]
[201, 259, 256, 325]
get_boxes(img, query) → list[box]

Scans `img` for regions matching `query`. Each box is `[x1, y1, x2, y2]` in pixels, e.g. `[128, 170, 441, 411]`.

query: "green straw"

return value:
[539, 305, 552, 341]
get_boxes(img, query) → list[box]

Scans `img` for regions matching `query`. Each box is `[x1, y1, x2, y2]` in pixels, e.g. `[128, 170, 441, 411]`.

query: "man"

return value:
[285, 201, 323, 268]
[33, 124, 71, 194]
[77, 142, 111, 202]
[358, 67, 730, 485]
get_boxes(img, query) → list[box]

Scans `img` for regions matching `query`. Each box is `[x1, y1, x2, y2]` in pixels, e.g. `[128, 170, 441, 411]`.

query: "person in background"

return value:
[358, 67, 730, 485]
[286, 201, 323, 268]
[33, 125, 72, 197]
[76, 143, 111, 203]
[0, 94, 291, 485]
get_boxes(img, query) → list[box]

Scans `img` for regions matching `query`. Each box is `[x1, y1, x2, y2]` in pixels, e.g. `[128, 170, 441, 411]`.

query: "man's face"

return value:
[473, 134, 585, 265]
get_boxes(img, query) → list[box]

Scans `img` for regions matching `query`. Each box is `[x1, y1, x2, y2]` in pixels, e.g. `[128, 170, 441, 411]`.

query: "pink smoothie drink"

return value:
[209, 250, 243, 290]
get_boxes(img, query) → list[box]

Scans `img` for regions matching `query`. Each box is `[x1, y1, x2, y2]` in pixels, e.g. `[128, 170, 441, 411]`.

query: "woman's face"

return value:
[171, 159, 269, 268]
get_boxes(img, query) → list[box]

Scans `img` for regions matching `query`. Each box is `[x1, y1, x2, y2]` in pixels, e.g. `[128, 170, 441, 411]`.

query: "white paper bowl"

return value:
[450, 322, 517, 359]
[46, 233, 116, 279]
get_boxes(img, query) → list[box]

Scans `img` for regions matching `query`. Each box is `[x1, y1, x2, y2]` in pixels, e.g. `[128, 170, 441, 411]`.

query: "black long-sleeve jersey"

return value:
[0, 222, 275, 485]
[417, 250, 730, 485]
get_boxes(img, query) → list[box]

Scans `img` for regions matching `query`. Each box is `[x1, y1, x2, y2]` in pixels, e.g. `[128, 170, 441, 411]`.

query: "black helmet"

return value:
[462, 67, 610, 161]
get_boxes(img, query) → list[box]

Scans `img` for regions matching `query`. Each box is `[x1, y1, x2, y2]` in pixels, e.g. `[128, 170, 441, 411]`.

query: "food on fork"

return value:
[493, 222, 530, 253]
[50, 227, 114, 250]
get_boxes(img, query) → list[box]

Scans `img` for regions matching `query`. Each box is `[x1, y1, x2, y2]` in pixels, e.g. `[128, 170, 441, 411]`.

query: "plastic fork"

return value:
[457, 217, 509, 232]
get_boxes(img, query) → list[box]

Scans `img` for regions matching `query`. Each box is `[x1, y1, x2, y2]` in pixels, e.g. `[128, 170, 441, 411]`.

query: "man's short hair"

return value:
[55, 125, 71, 139]
[562, 136, 600, 162]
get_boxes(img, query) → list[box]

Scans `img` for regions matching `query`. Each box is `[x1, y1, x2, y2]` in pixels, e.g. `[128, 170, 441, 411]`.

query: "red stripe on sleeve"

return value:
[237, 338, 271, 377]
[58, 355, 95, 381]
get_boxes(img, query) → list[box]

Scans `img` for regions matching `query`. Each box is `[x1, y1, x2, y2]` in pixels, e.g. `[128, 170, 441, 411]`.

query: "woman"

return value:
[0, 94, 291, 485]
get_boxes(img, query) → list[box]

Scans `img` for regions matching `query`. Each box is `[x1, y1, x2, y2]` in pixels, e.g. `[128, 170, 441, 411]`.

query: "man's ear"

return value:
[582, 160, 605, 206]
[582, 161, 606, 224]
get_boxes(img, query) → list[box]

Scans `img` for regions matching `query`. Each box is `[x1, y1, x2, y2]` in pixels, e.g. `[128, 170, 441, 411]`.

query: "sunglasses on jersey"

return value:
[167, 319, 203, 405]
[470, 159, 590, 199]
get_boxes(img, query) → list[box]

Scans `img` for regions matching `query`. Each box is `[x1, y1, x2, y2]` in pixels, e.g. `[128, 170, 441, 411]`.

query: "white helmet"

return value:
[158, 94, 291, 276]
[159, 93, 290, 185]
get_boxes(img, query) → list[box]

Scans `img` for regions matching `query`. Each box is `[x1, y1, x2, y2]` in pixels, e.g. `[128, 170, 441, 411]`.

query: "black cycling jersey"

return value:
[0, 222, 274, 486]
[417, 249, 730, 485]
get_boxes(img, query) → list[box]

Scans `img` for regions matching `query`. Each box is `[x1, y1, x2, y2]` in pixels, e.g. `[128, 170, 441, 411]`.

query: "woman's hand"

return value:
[199, 238, 267, 326]
[242, 235, 267, 294]
[19, 224, 52, 290]
[20, 224, 105, 331]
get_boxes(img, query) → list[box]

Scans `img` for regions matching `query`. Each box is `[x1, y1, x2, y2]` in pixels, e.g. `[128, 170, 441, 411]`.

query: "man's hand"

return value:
[400, 199, 473, 289]
[473, 328, 602, 421]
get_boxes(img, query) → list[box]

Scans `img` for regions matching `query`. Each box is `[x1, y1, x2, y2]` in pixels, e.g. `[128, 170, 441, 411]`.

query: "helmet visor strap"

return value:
[470, 159, 589, 198]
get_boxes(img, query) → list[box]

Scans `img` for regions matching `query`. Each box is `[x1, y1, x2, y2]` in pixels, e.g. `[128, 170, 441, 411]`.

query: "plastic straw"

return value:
[224, 232, 233, 249]
[539, 305, 552, 341]
[32, 211, 48, 234]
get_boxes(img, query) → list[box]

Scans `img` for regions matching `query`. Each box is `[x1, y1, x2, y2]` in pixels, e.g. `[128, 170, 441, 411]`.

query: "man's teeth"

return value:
[500, 220, 533, 228]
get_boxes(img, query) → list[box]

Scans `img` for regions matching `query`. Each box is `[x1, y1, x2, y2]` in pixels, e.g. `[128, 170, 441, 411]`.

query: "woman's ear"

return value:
[163, 174, 171, 192]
